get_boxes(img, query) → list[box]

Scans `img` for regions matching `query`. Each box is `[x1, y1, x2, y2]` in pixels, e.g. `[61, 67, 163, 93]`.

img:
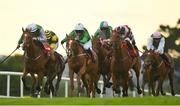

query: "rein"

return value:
[71, 53, 87, 58]
[25, 53, 41, 61]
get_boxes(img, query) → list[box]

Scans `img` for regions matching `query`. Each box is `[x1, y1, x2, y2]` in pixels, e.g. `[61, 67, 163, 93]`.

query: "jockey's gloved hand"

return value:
[16, 44, 20, 49]
[155, 49, 160, 54]
[32, 37, 37, 40]
[61, 41, 64, 45]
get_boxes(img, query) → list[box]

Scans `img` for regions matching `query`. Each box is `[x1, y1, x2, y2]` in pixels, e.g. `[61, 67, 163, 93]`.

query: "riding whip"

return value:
[0, 48, 18, 64]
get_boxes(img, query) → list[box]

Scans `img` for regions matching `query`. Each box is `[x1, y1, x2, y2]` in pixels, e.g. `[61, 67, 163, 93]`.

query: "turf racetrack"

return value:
[0, 96, 179, 105]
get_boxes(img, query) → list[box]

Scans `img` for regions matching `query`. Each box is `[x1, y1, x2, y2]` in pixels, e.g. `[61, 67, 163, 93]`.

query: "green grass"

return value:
[0, 96, 180, 105]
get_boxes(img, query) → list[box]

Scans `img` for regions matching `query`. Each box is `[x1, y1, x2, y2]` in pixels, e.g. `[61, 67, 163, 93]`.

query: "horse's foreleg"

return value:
[168, 69, 175, 96]
[133, 66, 142, 94]
[36, 72, 44, 95]
[55, 63, 65, 96]
[69, 70, 74, 97]
[156, 76, 165, 96]
[30, 73, 36, 95]
[106, 73, 112, 88]
[77, 74, 81, 97]
[122, 78, 128, 97]
[102, 75, 106, 94]
[141, 78, 146, 96]
[22, 69, 30, 90]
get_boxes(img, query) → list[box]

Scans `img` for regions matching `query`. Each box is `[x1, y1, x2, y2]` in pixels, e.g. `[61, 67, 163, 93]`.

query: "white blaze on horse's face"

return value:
[69, 40, 73, 46]
[24, 33, 27, 37]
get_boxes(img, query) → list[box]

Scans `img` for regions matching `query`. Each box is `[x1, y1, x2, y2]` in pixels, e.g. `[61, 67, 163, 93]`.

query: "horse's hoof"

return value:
[172, 92, 175, 96]
[122, 94, 128, 97]
[115, 89, 121, 94]
[96, 89, 101, 94]
[106, 82, 113, 88]
[161, 93, 166, 96]
[138, 89, 142, 94]
[102, 90, 106, 94]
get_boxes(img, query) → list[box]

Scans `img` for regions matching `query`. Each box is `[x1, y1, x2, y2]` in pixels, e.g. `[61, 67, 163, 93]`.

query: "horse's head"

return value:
[66, 35, 83, 56]
[143, 49, 157, 70]
[91, 36, 102, 53]
[110, 30, 123, 50]
[22, 27, 34, 48]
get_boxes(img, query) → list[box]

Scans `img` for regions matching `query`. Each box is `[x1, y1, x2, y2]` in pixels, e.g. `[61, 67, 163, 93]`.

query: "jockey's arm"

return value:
[147, 37, 154, 50]
[36, 28, 47, 42]
[79, 31, 91, 44]
[94, 29, 99, 38]
[156, 37, 165, 54]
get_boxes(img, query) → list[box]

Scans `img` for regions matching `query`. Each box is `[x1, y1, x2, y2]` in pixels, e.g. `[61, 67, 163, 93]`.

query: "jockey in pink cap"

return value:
[147, 31, 170, 65]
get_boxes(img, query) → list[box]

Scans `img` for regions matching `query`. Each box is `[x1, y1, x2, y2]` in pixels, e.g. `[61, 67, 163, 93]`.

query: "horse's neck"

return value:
[26, 42, 41, 58]
[95, 46, 103, 58]
[153, 54, 162, 64]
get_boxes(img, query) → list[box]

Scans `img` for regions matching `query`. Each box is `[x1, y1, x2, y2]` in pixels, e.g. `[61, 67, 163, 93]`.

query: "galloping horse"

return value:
[66, 35, 100, 97]
[91, 36, 112, 94]
[110, 30, 142, 97]
[21, 28, 64, 96]
[142, 49, 175, 96]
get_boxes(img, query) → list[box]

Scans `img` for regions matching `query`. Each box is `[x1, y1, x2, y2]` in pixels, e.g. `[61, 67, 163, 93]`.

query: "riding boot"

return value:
[50, 50, 55, 61]
[160, 54, 170, 67]
[86, 49, 96, 63]
[91, 49, 97, 63]
[126, 41, 137, 58]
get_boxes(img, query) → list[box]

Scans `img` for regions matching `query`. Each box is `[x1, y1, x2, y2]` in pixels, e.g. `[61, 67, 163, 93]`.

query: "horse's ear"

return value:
[22, 27, 25, 32]
[91, 35, 94, 39]
[66, 34, 69, 38]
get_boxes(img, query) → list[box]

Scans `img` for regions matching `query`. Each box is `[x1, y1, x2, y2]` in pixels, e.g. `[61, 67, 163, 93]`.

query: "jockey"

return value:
[114, 25, 138, 58]
[94, 21, 112, 51]
[94, 21, 112, 39]
[45, 30, 59, 50]
[17, 23, 51, 56]
[61, 23, 96, 63]
[147, 31, 170, 64]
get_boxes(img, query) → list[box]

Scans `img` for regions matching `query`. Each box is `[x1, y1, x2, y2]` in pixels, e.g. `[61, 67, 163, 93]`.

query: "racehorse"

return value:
[110, 30, 142, 97]
[66, 35, 100, 97]
[21, 28, 64, 96]
[91, 36, 112, 94]
[142, 49, 175, 96]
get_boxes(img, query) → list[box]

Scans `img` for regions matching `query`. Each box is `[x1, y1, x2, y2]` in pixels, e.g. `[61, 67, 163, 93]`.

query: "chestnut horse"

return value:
[21, 28, 64, 96]
[110, 30, 142, 97]
[142, 49, 175, 96]
[91, 36, 112, 94]
[66, 36, 100, 97]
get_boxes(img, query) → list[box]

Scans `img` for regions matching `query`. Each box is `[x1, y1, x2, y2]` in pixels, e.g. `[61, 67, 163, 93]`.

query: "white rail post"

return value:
[7, 75, 10, 97]
[65, 80, 68, 98]
[20, 76, 23, 98]
[100, 82, 103, 98]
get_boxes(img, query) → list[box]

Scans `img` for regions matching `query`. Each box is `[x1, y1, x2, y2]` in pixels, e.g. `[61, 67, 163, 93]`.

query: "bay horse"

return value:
[91, 36, 112, 94]
[21, 28, 65, 96]
[110, 30, 142, 97]
[142, 49, 175, 96]
[66, 35, 100, 97]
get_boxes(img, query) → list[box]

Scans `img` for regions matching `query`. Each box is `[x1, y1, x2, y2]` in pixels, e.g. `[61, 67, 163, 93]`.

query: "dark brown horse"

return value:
[21, 28, 64, 96]
[142, 49, 175, 96]
[110, 30, 142, 97]
[66, 36, 100, 97]
[91, 36, 112, 94]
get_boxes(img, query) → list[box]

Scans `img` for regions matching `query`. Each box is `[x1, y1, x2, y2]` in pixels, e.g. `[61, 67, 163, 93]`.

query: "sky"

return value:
[0, 0, 179, 56]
